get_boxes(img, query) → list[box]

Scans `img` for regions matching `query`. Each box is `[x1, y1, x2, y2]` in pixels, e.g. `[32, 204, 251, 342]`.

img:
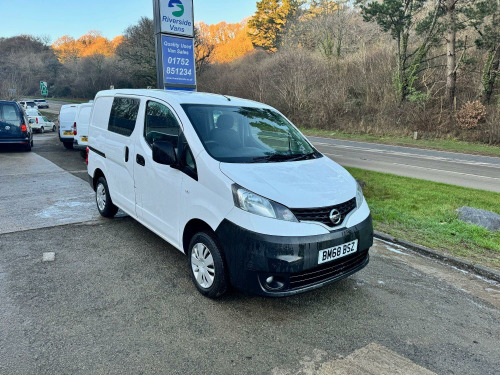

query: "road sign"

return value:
[40, 81, 48, 96]
[153, 0, 196, 91]
[159, 0, 194, 37]
[161, 35, 196, 88]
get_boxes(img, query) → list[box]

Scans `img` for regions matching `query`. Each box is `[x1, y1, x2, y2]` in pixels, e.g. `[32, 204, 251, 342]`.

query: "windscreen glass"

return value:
[182, 104, 318, 163]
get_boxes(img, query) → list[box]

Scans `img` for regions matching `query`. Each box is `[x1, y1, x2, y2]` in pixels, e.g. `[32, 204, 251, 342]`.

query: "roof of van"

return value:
[94, 89, 271, 108]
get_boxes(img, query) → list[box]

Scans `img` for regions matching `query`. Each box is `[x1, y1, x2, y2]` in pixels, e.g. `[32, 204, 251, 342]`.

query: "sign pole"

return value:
[153, 0, 197, 91]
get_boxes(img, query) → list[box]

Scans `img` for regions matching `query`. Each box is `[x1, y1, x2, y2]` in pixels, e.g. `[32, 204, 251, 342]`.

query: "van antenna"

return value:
[222, 95, 231, 102]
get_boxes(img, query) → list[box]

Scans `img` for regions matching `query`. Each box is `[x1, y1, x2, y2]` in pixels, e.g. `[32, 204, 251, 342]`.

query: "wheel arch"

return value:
[182, 219, 219, 255]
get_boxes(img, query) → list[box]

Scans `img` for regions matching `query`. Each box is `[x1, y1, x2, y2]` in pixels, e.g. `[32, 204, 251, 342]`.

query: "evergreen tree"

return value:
[465, 0, 500, 103]
[248, 0, 303, 51]
[360, 0, 442, 102]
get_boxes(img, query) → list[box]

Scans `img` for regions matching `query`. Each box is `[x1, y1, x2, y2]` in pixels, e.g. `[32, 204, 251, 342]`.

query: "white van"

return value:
[87, 89, 373, 298]
[73, 103, 93, 154]
[58, 104, 79, 149]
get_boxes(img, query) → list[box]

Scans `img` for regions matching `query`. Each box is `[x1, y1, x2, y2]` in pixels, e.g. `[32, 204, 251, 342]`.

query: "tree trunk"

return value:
[483, 44, 500, 104]
[445, 0, 457, 110]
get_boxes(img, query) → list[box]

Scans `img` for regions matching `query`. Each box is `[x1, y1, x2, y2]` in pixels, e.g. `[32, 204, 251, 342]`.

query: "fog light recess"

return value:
[265, 276, 285, 290]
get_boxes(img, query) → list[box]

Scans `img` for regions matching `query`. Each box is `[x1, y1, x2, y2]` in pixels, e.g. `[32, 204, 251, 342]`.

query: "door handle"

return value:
[125, 146, 129, 162]
[136, 154, 145, 167]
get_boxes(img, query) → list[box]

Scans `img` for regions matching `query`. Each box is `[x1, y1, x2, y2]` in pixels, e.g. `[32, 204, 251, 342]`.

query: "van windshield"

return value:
[182, 104, 319, 163]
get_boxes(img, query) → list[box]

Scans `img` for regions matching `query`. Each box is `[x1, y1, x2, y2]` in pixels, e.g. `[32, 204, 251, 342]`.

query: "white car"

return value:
[73, 103, 93, 155]
[34, 99, 49, 109]
[25, 109, 55, 133]
[87, 89, 373, 298]
[58, 104, 79, 149]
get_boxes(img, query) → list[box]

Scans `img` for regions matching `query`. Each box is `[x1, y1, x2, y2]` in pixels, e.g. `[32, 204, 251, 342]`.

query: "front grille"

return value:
[291, 198, 356, 227]
[289, 251, 368, 289]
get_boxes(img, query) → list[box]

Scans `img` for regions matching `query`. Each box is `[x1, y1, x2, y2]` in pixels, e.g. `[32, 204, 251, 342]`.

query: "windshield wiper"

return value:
[287, 152, 316, 161]
[251, 153, 315, 163]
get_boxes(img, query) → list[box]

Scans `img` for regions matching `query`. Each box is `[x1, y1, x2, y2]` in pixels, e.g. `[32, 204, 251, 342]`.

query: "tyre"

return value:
[80, 150, 87, 159]
[24, 141, 32, 152]
[95, 177, 118, 218]
[52, 125, 56, 132]
[188, 232, 228, 298]
[63, 142, 73, 150]
[40, 127, 44, 134]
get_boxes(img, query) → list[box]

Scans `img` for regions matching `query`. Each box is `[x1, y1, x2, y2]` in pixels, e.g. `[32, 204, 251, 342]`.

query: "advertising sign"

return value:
[161, 35, 196, 87]
[159, 0, 194, 37]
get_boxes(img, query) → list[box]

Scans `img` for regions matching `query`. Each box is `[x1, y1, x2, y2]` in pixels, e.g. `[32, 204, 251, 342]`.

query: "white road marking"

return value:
[322, 152, 500, 181]
[313, 141, 500, 169]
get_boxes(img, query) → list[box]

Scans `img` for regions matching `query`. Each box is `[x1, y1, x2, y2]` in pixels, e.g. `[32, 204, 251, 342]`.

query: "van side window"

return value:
[144, 101, 180, 147]
[108, 97, 140, 137]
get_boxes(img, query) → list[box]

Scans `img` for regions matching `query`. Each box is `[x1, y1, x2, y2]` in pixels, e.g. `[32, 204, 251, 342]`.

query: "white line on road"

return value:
[314, 142, 500, 169]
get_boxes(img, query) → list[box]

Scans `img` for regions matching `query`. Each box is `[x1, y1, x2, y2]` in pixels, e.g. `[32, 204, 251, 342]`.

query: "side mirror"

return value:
[152, 140, 177, 166]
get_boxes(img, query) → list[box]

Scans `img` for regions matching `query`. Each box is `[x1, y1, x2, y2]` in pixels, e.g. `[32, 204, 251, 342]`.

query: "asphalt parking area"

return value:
[0, 132, 499, 375]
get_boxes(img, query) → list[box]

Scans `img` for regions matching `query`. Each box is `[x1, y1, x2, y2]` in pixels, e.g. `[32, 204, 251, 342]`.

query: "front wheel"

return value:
[52, 125, 56, 132]
[188, 232, 228, 298]
[95, 177, 118, 218]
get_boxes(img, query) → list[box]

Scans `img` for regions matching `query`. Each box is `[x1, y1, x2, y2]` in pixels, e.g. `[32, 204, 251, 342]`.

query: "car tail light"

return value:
[86, 147, 89, 165]
[36, 117, 38, 124]
[73, 122, 77, 136]
[21, 124, 27, 132]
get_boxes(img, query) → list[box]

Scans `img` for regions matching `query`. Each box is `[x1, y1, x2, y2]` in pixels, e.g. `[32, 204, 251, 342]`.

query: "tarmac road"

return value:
[0, 132, 499, 375]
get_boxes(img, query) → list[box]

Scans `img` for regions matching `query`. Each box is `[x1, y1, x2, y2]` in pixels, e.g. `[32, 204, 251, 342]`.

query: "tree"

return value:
[248, 0, 303, 51]
[360, 0, 442, 102]
[465, 0, 500, 103]
[116, 17, 156, 87]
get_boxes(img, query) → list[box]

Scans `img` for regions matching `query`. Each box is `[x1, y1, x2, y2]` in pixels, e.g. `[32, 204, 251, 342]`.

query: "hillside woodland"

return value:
[0, 0, 498, 143]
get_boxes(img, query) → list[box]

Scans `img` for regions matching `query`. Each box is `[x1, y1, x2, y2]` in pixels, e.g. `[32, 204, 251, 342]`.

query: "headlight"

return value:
[356, 182, 364, 208]
[232, 185, 298, 222]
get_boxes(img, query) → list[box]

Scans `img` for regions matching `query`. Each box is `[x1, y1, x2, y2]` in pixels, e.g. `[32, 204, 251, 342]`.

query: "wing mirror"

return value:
[152, 141, 177, 166]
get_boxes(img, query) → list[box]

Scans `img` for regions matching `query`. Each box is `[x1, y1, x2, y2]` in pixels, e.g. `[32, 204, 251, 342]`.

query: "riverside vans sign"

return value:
[159, 0, 194, 37]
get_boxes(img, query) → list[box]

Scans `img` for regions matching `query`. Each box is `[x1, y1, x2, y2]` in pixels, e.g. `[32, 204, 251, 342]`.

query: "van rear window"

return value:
[0, 104, 21, 125]
[108, 97, 140, 137]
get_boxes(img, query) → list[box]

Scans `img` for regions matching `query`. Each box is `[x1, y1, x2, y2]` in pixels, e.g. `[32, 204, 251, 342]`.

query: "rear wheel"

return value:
[40, 127, 44, 134]
[24, 141, 32, 152]
[52, 125, 56, 132]
[80, 150, 87, 159]
[188, 232, 228, 298]
[63, 142, 73, 150]
[95, 177, 118, 218]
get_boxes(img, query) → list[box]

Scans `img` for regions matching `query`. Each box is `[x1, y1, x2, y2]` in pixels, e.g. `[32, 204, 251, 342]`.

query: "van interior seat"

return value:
[211, 114, 242, 149]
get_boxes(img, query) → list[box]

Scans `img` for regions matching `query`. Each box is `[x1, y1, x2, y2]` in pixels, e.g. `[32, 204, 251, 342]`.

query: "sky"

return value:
[0, 0, 256, 42]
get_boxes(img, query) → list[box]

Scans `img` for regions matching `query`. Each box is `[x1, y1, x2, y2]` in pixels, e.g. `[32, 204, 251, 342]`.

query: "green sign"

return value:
[40, 81, 48, 96]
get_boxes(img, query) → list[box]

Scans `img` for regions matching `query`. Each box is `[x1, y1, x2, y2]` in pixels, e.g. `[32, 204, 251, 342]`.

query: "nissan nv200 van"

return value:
[73, 103, 93, 156]
[87, 90, 373, 298]
[59, 104, 79, 149]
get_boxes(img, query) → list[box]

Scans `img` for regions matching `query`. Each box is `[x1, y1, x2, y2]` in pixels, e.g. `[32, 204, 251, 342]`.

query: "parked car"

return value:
[34, 99, 49, 109]
[73, 103, 93, 157]
[87, 89, 373, 298]
[0, 101, 33, 151]
[58, 104, 79, 149]
[19, 100, 37, 110]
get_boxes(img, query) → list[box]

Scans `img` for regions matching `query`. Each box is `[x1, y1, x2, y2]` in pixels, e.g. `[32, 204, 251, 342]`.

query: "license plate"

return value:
[81, 136, 88, 142]
[63, 131, 73, 136]
[318, 240, 358, 265]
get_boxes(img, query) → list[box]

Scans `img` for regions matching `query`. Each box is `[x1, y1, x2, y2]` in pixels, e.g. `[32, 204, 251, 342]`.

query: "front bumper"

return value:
[215, 215, 373, 296]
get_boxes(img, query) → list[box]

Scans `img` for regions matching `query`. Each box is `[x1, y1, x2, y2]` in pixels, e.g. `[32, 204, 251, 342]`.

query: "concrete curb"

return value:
[374, 230, 500, 283]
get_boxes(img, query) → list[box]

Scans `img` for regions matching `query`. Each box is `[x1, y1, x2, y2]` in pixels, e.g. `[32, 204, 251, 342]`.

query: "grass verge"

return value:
[346, 167, 500, 270]
[302, 128, 500, 158]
